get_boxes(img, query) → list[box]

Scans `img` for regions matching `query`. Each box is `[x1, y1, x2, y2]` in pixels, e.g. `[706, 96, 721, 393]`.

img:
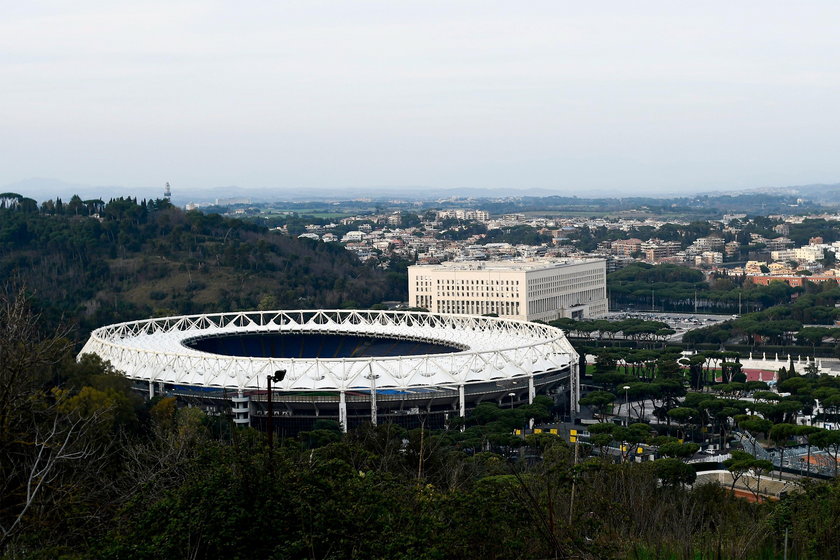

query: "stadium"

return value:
[79, 310, 580, 432]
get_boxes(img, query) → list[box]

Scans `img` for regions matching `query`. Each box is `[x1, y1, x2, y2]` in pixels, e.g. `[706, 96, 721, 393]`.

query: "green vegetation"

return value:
[434, 218, 488, 241]
[0, 195, 406, 340]
[7, 195, 840, 557]
[2, 290, 838, 560]
[683, 282, 840, 354]
[479, 224, 552, 245]
[598, 263, 840, 356]
[607, 262, 833, 313]
[551, 316, 676, 346]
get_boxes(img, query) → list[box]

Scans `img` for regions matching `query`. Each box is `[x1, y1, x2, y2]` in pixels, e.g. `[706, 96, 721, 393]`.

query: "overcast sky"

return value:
[3, 1, 840, 195]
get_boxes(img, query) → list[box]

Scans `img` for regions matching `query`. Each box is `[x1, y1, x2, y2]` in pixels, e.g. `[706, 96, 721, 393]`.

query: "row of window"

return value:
[436, 299, 521, 316]
[436, 278, 520, 285]
[528, 288, 604, 315]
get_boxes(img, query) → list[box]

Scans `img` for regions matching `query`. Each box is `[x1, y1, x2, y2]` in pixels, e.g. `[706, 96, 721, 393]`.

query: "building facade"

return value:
[408, 259, 608, 321]
[611, 238, 643, 256]
[749, 274, 837, 287]
[641, 240, 681, 262]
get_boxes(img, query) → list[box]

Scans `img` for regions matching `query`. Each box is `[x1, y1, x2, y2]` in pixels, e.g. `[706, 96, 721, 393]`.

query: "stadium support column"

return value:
[458, 384, 465, 418]
[148, 380, 154, 399]
[232, 389, 251, 427]
[339, 390, 348, 433]
[527, 374, 536, 429]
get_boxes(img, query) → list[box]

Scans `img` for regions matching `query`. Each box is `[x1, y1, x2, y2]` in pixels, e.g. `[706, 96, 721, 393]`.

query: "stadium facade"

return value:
[80, 310, 579, 432]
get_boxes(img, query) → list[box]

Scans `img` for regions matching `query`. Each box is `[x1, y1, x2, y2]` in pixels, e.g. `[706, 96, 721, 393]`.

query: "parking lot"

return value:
[606, 311, 732, 341]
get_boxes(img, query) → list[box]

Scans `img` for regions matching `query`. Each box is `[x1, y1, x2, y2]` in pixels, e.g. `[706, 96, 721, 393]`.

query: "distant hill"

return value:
[7, 176, 840, 206]
[0, 195, 405, 342]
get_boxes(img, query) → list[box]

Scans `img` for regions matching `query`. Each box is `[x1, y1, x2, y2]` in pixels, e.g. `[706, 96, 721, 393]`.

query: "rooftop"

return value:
[413, 258, 605, 272]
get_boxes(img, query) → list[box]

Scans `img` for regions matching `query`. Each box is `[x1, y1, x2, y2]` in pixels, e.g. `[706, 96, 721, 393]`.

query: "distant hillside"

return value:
[0, 194, 405, 342]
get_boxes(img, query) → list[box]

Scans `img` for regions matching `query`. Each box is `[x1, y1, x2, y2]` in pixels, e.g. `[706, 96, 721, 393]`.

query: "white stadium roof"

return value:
[80, 310, 577, 392]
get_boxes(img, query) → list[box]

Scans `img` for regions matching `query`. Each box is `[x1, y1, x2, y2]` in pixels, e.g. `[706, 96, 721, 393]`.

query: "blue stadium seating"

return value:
[186, 333, 456, 359]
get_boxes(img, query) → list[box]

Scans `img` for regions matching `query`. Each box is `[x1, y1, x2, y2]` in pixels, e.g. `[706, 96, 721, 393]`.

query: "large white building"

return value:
[408, 259, 608, 322]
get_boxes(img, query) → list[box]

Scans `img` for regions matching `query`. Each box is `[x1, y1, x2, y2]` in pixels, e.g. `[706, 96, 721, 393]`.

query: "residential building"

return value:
[611, 238, 643, 256]
[695, 251, 723, 266]
[641, 240, 681, 262]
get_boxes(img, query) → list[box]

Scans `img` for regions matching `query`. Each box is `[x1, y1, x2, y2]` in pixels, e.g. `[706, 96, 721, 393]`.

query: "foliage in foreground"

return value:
[3, 292, 840, 559]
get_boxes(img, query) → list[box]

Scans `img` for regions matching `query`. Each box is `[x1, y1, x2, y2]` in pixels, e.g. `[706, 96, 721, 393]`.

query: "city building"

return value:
[724, 241, 741, 257]
[641, 240, 681, 262]
[611, 238, 643, 256]
[722, 213, 746, 223]
[771, 246, 825, 263]
[694, 251, 723, 266]
[691, 236, 725, 252]
[408, 259, 608, 321]
[436, 209, 490, 222]
[749, 274, 838, 287]
[765, 237, 794, 251]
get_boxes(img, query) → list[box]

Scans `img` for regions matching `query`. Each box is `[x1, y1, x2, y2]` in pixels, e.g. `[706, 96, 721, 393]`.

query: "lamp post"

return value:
[622, 385, 631, 426]
[508, 392, 516, 409]
[366, 367, 380, 426]
[266, 370, 286, 453]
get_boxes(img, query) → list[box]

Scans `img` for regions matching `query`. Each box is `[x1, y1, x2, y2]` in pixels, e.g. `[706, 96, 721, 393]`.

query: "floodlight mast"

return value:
[367, 363, 380, 426]
[267, 370, 286, 453]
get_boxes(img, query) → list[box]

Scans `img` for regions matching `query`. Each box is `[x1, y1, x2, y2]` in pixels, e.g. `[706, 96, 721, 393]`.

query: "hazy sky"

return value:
[4, 1, 840, 194]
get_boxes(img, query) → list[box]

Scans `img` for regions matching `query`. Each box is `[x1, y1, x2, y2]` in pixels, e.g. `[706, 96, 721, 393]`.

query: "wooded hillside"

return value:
[0, 194, 406, 340]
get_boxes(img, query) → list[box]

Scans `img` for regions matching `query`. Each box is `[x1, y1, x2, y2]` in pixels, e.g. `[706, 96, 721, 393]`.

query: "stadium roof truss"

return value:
[80, 310, 578, 393]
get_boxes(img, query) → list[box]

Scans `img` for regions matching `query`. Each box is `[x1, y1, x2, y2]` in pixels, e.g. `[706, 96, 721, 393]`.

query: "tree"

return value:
[681, 355, 706, 390]
[795, 425, 822, 476]
[67, 194, 85, 215]
[769, 423, 799, 480]
[786, 355, 798, 379]
[613, 423, 654, 463]
[658, 441, 700, 460]
[257, 294, 278, 311]
[810, 429, 840, 477]
[0, 289, 69, 443]
[666, 407, 696, 439]
[797, 326, 830, 356]
[723, 450, 773, 500]
[593, 348, 618, 373]
[653, 457, 697, 486]
[579, 391, 615, 415]
[0, 289, 114, 550]
[741, 458, 774, 502]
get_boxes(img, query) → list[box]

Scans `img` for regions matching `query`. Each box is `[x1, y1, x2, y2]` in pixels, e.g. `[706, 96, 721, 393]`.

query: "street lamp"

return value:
[508, 392, 516, 409]
[266, 369, 286, 453]
[622, 385, 631, 426]
[366, 371, 381, 426]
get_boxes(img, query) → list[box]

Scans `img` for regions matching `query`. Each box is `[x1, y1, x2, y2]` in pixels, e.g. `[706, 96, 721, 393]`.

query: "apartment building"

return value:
[611, 238, 643, 256]
[641, 240, 681, 262]
[408, 259, 608, 322]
